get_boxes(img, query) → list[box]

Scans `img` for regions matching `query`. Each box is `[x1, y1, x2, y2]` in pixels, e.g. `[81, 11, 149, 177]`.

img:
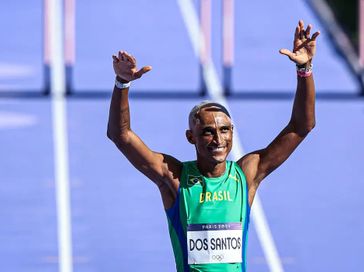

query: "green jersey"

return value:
[166, 160, 250, 272]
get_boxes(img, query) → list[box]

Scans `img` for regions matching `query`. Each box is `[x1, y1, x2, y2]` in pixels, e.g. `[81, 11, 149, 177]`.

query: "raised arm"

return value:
[107, 51, 181, 208]
[237, 21, 320, 203]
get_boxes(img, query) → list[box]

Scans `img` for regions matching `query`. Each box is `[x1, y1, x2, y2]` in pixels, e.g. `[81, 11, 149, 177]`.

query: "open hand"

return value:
[279, 20, 320, 65]
[112, 51, 152, 82]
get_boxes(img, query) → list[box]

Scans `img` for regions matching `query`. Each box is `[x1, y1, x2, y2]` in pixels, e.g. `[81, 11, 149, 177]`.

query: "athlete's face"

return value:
[186, 108, 233, 164]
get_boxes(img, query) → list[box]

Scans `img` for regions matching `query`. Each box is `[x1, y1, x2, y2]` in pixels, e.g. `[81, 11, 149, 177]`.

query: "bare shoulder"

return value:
[154, 153, 182, 209]
[237, 151, 262, 185]
[236, 151, 263, 206]
[159, 153, 183, 184]
[148, 152, 182, 187]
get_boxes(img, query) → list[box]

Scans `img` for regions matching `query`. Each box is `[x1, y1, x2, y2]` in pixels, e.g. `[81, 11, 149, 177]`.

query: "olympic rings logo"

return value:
[212, 254, 224, 262]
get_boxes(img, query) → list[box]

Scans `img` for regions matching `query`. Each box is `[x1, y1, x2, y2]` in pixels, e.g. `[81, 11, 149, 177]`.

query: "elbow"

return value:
[107, 129, 113, 141]
[299, 122, 315, 136]
[302, 124, 315, 136]
[306, 119, 316, 133]
[310, 121, 316, 131]
[107, 127, 131, 146]
[106, 126, 116, 142]
[290, 120, 316, 137]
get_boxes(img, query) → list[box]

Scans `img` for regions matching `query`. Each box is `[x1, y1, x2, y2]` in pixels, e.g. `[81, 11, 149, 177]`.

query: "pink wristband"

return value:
[297, 70, 312, 77]
[296, 63, 313, 78]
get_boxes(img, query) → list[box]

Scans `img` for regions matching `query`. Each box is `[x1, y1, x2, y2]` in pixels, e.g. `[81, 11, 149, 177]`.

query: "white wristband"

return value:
[115, 78, 131, 89]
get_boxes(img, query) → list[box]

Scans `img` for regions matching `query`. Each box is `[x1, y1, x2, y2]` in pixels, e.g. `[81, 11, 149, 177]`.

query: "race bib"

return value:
[187, 223, 242, 264]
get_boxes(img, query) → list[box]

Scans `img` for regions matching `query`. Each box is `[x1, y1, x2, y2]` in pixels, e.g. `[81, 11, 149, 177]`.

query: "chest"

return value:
[180, 175, 243, 224]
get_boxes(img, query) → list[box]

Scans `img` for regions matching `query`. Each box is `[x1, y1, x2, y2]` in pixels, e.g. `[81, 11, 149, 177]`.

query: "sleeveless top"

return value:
[166, 161, 250, 272]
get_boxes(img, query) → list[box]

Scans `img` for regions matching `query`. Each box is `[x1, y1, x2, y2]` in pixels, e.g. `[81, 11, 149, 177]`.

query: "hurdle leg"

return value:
[222, 0, 234, 96]
[64, 0, 75, 95]
[199, 0, 211, 96]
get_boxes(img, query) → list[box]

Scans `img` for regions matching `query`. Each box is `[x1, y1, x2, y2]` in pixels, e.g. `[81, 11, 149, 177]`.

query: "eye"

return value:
[220, 126, 231, 133]
[202, 128, 214, 136]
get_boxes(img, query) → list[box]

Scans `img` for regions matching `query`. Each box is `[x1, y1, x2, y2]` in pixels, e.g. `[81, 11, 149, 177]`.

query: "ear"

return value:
[185, 130, 195, 144]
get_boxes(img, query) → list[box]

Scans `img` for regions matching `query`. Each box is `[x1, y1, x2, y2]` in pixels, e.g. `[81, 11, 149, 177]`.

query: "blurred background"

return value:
[326, 0, 357, 47]
[0, 0, 363, 271]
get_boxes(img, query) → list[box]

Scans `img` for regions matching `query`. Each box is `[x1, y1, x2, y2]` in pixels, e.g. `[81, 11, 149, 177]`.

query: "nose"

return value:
[213, 131, 222, 145]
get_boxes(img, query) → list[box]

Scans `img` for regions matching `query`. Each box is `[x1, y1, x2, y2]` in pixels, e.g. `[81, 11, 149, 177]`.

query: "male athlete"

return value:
[107, 20, 319, 272]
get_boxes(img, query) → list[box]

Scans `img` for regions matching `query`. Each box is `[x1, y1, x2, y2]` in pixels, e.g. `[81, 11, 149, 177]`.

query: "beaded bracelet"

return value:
[296, 63, 313, 78]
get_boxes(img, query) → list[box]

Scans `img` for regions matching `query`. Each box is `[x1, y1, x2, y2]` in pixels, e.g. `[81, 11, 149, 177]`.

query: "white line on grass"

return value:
[177, 0, 284, 271]
[48, 0, 73, 271]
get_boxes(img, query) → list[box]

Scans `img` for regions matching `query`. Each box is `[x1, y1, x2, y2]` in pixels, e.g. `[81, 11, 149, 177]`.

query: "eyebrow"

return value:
[200, 123, 232, 129]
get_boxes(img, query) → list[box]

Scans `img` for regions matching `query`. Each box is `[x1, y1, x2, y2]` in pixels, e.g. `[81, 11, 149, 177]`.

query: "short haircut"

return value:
[188, 100, 231, 129]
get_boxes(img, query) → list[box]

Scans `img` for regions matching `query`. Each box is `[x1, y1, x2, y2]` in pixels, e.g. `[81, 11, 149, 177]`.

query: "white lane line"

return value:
[177, 0, 206, 63]
[177, 0, 284, 271]
[48, 0, 73, 271]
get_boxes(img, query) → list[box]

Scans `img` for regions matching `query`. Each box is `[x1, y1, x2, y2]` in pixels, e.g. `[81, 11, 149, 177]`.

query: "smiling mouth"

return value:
[208, 146, 226, 152]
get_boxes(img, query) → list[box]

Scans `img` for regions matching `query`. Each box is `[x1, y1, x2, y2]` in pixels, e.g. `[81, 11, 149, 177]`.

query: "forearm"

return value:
[290, 66, 316, 136]
[107, 78, 132, 142]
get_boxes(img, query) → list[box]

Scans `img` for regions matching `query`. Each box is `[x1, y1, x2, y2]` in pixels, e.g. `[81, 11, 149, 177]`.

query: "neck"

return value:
[196, 160, 226, 178]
